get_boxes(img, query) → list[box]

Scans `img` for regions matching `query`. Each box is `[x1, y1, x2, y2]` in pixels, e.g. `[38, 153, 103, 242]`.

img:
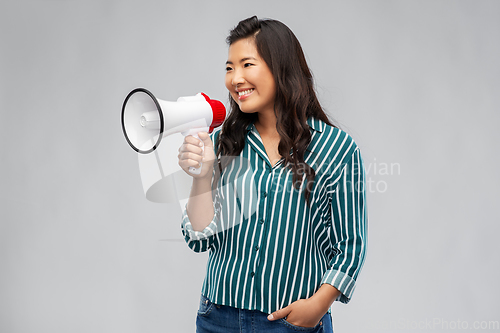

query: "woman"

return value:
[178, 16, 367, 332]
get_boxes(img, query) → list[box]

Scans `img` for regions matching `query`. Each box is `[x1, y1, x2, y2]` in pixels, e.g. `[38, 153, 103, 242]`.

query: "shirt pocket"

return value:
[278, 318, 324, 332]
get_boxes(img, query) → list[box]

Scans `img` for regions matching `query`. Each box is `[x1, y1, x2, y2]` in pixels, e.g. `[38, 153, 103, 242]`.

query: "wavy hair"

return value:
[215, 16, 337, 204]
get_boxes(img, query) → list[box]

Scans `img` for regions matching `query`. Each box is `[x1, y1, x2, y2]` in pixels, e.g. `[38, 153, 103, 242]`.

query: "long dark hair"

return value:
[215, 16, 336, 204]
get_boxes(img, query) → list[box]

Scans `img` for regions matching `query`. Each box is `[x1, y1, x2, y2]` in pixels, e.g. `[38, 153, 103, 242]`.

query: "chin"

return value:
[238, 105, 257, 114]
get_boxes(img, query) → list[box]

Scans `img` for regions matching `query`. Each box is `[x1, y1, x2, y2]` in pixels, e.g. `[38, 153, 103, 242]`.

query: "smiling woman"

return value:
[225, 38, 276, 117]
[177, 16, 368, 333]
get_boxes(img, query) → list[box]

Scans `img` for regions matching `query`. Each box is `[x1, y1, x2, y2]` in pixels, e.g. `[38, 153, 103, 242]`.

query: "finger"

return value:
[178, 157, 202, 169]
[185, 134, 204, 147]
[179, 143, 203, 155]
[179, 152, 203, 163]
[198, 132, 213, 148]
[267, 306, 291, 321]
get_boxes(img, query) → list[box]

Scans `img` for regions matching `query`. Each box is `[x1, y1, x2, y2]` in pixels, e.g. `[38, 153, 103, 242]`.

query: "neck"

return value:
[255, 110, 279, 137]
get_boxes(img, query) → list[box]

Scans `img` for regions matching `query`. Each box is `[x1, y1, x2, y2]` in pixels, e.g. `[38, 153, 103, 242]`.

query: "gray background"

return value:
[1, 0, 499, 332]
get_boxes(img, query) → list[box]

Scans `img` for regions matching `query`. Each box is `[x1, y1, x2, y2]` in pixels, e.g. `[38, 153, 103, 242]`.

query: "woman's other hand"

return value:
[267, 298, 324, 328]
[267, 284, 340, 328]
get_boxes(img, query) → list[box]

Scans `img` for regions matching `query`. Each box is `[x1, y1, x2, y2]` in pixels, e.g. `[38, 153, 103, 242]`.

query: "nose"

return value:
[231, 68, 245, 86]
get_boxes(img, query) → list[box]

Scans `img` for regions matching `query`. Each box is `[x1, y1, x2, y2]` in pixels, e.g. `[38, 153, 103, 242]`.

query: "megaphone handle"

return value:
[183, 127, 209, 175]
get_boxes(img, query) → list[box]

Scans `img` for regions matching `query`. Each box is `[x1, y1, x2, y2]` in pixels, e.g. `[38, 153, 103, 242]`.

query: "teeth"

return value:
[238, 89, 254, 96]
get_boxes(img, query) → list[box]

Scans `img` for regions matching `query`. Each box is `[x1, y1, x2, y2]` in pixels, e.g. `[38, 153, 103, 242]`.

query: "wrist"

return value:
[309, 284, 341, 313]
[193, 169, 213, 183]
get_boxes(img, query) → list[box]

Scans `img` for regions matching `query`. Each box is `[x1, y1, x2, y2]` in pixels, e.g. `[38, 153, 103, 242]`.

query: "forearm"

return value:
[309, 284, 341, 313]
[186, 174, 215, 232]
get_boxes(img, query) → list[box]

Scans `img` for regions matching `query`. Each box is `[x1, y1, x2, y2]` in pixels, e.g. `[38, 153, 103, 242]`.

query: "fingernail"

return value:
[267, 314, 274, 320]
[199, 141, 203, 147]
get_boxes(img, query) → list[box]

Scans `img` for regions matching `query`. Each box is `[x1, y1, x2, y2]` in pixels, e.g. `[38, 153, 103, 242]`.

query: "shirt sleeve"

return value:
[321, 147, 368, 303]
[180, 129, 222, 253]
[180, 199, 220, 253]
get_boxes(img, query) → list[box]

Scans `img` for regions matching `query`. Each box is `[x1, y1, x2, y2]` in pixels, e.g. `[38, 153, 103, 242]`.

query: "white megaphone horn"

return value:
[121, 88, 226, 175]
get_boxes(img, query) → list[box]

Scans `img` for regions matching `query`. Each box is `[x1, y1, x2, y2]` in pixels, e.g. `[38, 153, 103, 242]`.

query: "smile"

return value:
[238, 89, 254, 99]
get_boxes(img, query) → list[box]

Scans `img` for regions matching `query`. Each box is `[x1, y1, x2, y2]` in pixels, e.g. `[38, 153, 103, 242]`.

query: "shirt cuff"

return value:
[181, 204, 217, 241]
[321, 269, 357, 304]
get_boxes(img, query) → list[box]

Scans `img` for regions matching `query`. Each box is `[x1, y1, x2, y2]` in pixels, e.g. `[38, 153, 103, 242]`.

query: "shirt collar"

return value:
[246, 117, 323, 133]
[306, 117, 323, 133]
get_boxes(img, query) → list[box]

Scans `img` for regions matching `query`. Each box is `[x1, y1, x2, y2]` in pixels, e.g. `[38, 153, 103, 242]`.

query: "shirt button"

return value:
[250, 272, 255, 277]
[259, 218, 264, 224]
[262, 191, 267, 197]
[254, 245, 259, 251]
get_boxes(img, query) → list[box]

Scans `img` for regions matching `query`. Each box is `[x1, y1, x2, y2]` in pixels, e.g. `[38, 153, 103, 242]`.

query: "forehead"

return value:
[227, 38, 260, 60]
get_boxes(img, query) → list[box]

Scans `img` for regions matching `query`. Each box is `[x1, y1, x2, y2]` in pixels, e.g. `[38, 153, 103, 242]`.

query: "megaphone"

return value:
[121, 88, 226, 174]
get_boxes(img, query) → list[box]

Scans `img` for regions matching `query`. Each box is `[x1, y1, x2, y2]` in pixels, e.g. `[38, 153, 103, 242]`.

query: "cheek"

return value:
[225, 76, 239, 103]
[268, 79, 277, 98]
[225, 76, 232, 91]
[265, 73, 276, 91]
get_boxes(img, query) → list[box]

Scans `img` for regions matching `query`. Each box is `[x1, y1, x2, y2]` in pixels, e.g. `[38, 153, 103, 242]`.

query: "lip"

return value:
[237, 88, 254, 101]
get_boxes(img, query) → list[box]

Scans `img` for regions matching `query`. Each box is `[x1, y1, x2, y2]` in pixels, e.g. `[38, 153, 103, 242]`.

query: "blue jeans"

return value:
[196, 294, 333, 333]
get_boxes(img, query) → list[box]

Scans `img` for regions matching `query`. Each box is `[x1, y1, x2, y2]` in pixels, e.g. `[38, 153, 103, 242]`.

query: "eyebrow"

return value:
[225, 57, 257, 65]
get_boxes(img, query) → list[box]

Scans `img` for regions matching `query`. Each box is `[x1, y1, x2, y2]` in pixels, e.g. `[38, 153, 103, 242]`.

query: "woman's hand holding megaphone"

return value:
[178, 131, 215, 179]
[179, 131, 216, 231]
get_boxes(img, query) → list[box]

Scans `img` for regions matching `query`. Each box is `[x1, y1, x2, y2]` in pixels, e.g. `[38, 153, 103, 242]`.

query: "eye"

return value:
[225, 66, 233, 72]
[244, 63, 254, 68]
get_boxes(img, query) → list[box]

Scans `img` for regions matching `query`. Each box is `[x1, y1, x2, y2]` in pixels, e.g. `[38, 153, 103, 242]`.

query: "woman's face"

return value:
[225, 37, 276, 116]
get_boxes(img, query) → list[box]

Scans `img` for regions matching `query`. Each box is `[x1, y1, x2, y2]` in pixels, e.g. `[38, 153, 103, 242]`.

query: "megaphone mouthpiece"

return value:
[140, 111, 161, 129]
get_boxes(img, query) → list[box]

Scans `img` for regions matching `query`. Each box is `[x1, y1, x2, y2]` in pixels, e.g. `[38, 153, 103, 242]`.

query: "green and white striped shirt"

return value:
[181, 117, 367, 314]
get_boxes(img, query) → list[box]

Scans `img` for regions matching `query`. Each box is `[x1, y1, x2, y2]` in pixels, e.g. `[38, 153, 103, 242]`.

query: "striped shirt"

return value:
[181, 117, 367, 314]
